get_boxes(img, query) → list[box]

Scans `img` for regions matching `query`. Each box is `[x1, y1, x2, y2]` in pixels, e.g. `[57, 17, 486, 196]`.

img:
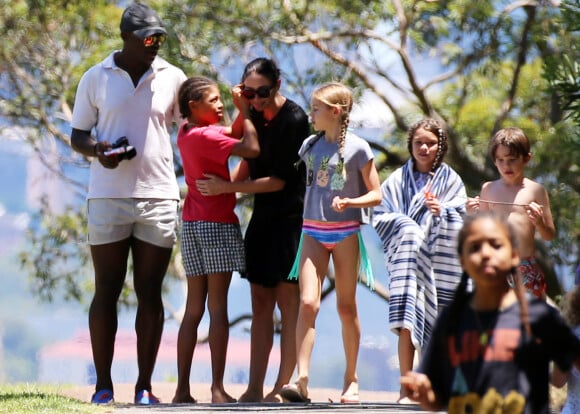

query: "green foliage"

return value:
[19, 198, 90, 304]
[543, 0, 580, 125]
[0, 384, 107, 414]
[2, 0, 579, 310]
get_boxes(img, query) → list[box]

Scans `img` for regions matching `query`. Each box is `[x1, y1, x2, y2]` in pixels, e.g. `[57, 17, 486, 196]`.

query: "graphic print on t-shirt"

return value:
[316, 156, 330, 187]
[446, 325, 525, 414]
[309, 154, 345, 191]
[330, 158, 345, 190]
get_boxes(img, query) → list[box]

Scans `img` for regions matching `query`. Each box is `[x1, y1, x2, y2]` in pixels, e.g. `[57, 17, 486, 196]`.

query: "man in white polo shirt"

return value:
[70, 2, 186, 405]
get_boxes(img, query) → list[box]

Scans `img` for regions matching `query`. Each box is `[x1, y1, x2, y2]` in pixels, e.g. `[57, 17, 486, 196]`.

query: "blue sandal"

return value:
[134, 389, 160, 405]
[91, 389, 114, 404]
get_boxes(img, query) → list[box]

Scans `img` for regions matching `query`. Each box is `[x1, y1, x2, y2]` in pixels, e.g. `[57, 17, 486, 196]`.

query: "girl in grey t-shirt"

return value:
[280, 82, 381, 404]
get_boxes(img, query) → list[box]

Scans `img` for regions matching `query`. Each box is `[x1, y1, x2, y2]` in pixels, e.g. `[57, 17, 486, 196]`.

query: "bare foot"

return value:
[296, 377, 309, 400]
[238, 389, 263, 403]
[263, 390, 282, 403]
[171, 394, 197, 404]
[211, 388, 237, 404]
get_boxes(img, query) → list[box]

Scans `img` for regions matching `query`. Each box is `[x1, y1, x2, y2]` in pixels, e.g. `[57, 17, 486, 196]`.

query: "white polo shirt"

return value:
[71, 51, 186, 200]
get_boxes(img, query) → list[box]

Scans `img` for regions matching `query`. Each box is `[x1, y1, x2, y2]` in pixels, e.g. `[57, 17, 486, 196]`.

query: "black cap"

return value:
[120, 2, 167, 39]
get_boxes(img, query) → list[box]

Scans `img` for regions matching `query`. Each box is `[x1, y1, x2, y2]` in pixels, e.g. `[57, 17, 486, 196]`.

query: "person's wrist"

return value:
[93, 143, 98, 156]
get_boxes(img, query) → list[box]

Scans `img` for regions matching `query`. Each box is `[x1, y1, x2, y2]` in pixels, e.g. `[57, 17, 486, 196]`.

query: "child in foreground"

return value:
[172, 76, 259, 404]
[279, 82, 381, 403]
[467, 127, 555, 299]
[401, 212, 580, 414]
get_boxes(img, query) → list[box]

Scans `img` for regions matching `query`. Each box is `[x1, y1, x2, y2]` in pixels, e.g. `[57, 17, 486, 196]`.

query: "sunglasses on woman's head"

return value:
[143, 34, 166, 47]
[241, 85, 273, 100]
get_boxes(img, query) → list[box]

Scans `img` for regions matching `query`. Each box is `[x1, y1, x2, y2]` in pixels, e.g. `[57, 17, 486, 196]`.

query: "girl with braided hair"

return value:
[173, 76, 259, 404]
[372, 118, 467, 402]
[401, 212, 580, 413]
[279, 82, 381, 403]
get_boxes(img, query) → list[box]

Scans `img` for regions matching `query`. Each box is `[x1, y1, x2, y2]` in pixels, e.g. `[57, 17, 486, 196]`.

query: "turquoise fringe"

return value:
[288, 232, 304, 280]
[358, 232, 374, 290]
[287, 231, 374, 291]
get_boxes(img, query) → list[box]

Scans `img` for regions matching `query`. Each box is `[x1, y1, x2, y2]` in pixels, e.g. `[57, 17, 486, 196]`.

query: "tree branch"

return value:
[492, 4, 537, 132]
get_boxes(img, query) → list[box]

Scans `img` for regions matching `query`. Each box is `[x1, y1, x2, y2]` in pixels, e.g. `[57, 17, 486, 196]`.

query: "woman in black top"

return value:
[196, 57, 310, 402]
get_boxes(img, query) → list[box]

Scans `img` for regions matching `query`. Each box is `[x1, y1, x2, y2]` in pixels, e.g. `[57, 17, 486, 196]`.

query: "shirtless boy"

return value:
[467, 127, 555, 298]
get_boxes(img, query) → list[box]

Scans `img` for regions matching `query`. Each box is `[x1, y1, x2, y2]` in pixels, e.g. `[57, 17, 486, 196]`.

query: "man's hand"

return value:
[95, 141, 119, 169]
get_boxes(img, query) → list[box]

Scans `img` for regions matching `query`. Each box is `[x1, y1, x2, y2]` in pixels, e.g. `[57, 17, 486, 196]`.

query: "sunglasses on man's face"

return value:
[143, 34, 166, 47]
[241, 85, 274, 100]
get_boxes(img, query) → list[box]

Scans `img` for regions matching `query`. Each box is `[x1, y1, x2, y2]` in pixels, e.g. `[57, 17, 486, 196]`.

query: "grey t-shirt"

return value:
[299, 132, 374, 223]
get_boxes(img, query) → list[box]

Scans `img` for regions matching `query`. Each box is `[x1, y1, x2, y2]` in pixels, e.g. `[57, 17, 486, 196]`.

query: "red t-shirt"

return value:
[177, 123, 239, 223]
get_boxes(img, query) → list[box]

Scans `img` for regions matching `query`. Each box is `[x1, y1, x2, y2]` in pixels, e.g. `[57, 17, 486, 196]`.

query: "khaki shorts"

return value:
[87, 198, 178, 248]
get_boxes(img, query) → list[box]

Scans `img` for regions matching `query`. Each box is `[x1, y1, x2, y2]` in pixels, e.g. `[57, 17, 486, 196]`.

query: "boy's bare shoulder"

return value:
[523, 177, 545, 190]
[523, 177, 551, 198]
[481, 180, 498, 190]
[481, 179, 507, 196]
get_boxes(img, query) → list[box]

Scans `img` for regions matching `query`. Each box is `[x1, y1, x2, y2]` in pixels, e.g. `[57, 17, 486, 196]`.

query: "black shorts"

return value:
[243, 213, 302, 288]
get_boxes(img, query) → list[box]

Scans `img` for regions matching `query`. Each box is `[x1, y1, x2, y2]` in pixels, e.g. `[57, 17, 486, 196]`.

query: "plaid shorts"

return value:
[181, 221, 246, 277]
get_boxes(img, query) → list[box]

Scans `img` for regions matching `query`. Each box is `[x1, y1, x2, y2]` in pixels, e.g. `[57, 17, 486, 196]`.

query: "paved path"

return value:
[60, 383, 442, 413]
[107, 401, 437, 413]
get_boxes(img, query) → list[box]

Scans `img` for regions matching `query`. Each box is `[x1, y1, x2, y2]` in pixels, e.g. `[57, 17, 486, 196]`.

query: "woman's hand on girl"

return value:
[196, 173, 227, 196]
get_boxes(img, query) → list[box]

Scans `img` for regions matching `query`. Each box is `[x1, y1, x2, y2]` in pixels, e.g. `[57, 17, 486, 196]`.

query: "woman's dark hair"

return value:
[241, 57, 281, 86]
[178, 76, 216, 119]
[445, 212, 532, 348]
[407, 118, 448, 172]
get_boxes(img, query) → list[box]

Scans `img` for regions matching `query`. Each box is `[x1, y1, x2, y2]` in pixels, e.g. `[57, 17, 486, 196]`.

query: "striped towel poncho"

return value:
[372, 159, 467, 352]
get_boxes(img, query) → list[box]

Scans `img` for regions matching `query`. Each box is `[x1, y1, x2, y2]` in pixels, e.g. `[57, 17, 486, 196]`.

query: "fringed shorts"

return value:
[288, 219, 374, 289]
[302, 219, 361, 250]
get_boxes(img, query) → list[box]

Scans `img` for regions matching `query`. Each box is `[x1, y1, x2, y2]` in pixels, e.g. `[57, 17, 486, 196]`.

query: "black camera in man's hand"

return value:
[104, 136, 137, 161]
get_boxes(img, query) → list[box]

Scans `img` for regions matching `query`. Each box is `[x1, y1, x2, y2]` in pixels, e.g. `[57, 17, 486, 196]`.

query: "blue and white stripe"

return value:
[372, 160, 466, 351]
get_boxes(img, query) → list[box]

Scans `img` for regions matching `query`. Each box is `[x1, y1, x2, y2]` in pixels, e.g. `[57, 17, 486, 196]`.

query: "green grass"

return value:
[0, 384, 108, 414]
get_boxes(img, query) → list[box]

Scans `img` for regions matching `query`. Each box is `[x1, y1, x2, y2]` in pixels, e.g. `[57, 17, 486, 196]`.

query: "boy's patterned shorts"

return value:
[519, 257, 546, 298]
